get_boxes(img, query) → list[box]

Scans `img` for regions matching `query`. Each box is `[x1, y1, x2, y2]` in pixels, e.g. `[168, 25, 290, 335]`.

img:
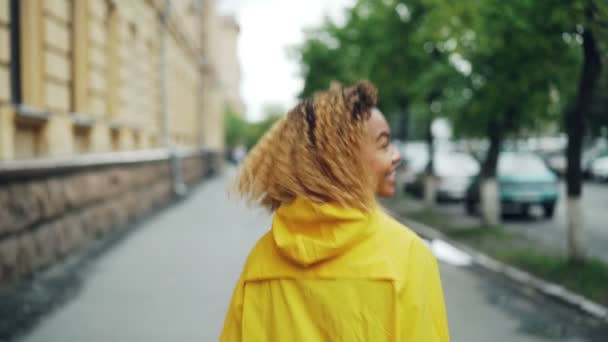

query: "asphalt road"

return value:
[439, 181, 608, 262]
[14, 172, 608, 341]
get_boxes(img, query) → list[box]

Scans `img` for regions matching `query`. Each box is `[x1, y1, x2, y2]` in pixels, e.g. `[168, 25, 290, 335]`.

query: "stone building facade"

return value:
[199, 0, 245, 149]
[0, 0, 242, 161]
[0, 0, 241, 291]
[214, 15, 245, 116]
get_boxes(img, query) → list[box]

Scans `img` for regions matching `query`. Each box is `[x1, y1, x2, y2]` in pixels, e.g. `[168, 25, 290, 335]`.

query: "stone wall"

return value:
[0, 148, 217, 287]
[183, 156, 204, 186]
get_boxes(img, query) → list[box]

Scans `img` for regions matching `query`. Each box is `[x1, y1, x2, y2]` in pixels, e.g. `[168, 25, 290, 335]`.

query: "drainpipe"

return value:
[160, 0, 186, 197]
[9, 0, 22, 104]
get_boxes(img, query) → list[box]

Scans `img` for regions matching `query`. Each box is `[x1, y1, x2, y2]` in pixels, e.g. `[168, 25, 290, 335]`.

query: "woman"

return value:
[221, 81, 449, 341]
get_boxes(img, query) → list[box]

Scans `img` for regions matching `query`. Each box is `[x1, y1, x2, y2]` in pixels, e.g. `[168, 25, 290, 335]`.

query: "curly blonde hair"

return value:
[235, 80, 378, 211]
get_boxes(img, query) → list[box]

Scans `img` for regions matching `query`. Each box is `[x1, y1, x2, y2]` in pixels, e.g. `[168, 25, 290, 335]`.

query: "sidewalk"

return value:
[17, 173, 270, 342]
[13, 171, 607, 341]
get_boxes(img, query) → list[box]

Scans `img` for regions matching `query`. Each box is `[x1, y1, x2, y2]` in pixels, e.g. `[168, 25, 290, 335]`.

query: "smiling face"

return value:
[362, 108, 401, 198]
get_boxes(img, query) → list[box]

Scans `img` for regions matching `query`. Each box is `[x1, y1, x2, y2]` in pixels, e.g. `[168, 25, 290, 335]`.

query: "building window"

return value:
[105, 0, 118, 118]
[7, 0, 20, 104]
[111, 127, 119, 150]
[133, 130, 140, 149]
[14, 119, 43, 159]
[149, 134, 158, 148]
[73, 125, 91, 154]
[190, 0, 204, 14]
[128, 21, 137, 38]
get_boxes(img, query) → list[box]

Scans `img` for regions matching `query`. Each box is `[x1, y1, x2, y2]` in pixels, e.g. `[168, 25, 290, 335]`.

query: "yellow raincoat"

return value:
[221, 198, 449, 341]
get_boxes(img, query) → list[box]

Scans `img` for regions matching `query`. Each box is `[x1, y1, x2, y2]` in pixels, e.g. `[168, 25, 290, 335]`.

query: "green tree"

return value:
[224, 106, 283, 151]
[426, 0, 586, 227]
[562, 1, 605, 261]
[294, 0, 463, 205]
[429, 0, 607, 260]
[225, 109, 249, 149]
[295, 0, 448, 139]
[294, 0, 607, 261]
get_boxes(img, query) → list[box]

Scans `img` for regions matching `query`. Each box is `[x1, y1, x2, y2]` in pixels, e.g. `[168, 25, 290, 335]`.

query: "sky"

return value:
[218, 0, 354, 121]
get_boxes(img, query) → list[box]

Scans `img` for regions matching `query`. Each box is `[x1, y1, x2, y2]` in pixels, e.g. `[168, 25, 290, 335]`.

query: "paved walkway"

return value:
[16, 171, 607, 341]
[19, 172, 270, 342]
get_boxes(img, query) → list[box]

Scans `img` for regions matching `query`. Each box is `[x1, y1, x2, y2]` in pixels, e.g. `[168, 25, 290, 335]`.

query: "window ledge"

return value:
[15, 104, 50, 121]
[69, 112, 96, 127]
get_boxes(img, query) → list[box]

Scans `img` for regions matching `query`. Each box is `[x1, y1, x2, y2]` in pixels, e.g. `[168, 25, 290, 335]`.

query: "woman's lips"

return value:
[386, 170, 396, 183]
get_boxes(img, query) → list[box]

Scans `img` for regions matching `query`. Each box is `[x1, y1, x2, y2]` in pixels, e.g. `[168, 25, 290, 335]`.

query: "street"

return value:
[15, 171, 608, 341]
[505, 181, 608, 262]
[438, 181, 608, 262]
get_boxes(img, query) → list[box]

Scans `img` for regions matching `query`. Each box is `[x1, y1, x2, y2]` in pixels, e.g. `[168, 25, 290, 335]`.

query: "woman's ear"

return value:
[343, 80, 378, 121]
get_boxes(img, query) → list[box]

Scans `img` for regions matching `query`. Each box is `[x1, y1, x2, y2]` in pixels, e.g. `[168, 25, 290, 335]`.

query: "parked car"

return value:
[465, 152, 560, 218]
[583, 144, 608, 178]
[590, 156, 608, 181]
[395, 142, 427, 191]
[405, 150, 480, 201]
[538, 142, 607, 178]
[542, 150, 566, 176]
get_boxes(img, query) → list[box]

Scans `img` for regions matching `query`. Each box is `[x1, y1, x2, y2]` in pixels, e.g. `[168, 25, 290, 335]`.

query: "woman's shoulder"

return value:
[246, 230, 276, 262]
[376, 209, 426, 247]
[373, 210, 437, 269]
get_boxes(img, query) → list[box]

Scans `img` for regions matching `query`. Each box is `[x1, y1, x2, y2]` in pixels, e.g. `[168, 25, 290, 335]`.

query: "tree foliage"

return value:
[295, 0, 607, 141]
[225, 108, 283, 149]
[294, 0, 464, 140]
[294, 0, 608, 231]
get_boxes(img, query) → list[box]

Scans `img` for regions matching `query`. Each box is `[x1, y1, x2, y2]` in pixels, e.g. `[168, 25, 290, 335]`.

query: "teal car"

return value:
[465, 152, 560, 218]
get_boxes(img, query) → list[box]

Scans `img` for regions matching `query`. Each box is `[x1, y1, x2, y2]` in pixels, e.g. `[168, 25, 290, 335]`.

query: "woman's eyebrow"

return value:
[376, 131, 390, 142]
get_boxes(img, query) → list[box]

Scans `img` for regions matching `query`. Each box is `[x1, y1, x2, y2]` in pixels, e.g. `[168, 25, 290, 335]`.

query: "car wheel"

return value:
[543, 203, 555, 219]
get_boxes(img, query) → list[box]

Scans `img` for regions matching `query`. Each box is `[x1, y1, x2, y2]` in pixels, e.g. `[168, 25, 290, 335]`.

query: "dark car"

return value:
[465, 152, 560, 218]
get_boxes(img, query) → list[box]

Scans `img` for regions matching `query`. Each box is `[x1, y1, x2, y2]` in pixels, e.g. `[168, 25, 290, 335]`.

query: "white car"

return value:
[591, 156, 608, 181]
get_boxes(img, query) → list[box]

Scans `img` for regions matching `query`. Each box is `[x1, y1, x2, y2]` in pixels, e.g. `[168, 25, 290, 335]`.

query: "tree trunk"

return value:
[480, 120, 503, 227]
[397, 97, 410, 142]
[424, 116, 436, 207]
[567, 197, 584, 261]
[397, 108, 410, 142]
[565, 21, 601, 262]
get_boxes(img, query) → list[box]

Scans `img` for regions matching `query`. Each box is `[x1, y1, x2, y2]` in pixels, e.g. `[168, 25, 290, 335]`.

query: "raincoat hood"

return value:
[272, 197, 377, 267]
[221, 197, 450, 341]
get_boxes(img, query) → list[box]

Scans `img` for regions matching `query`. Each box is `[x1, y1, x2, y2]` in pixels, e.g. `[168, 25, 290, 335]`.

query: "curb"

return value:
[391, 212, 608, 323]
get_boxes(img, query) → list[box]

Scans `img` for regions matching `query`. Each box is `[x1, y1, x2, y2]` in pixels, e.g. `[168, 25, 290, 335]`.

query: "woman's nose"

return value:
[391, 145, 401, 166]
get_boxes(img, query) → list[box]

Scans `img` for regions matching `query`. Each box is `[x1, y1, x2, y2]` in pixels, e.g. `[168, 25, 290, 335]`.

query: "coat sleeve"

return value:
[399, 240, 450, 342]
[220, 274, 245, 341]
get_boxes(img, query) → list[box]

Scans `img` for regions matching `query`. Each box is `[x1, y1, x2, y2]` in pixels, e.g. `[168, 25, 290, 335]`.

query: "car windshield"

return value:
[498, 153, 549, 176]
